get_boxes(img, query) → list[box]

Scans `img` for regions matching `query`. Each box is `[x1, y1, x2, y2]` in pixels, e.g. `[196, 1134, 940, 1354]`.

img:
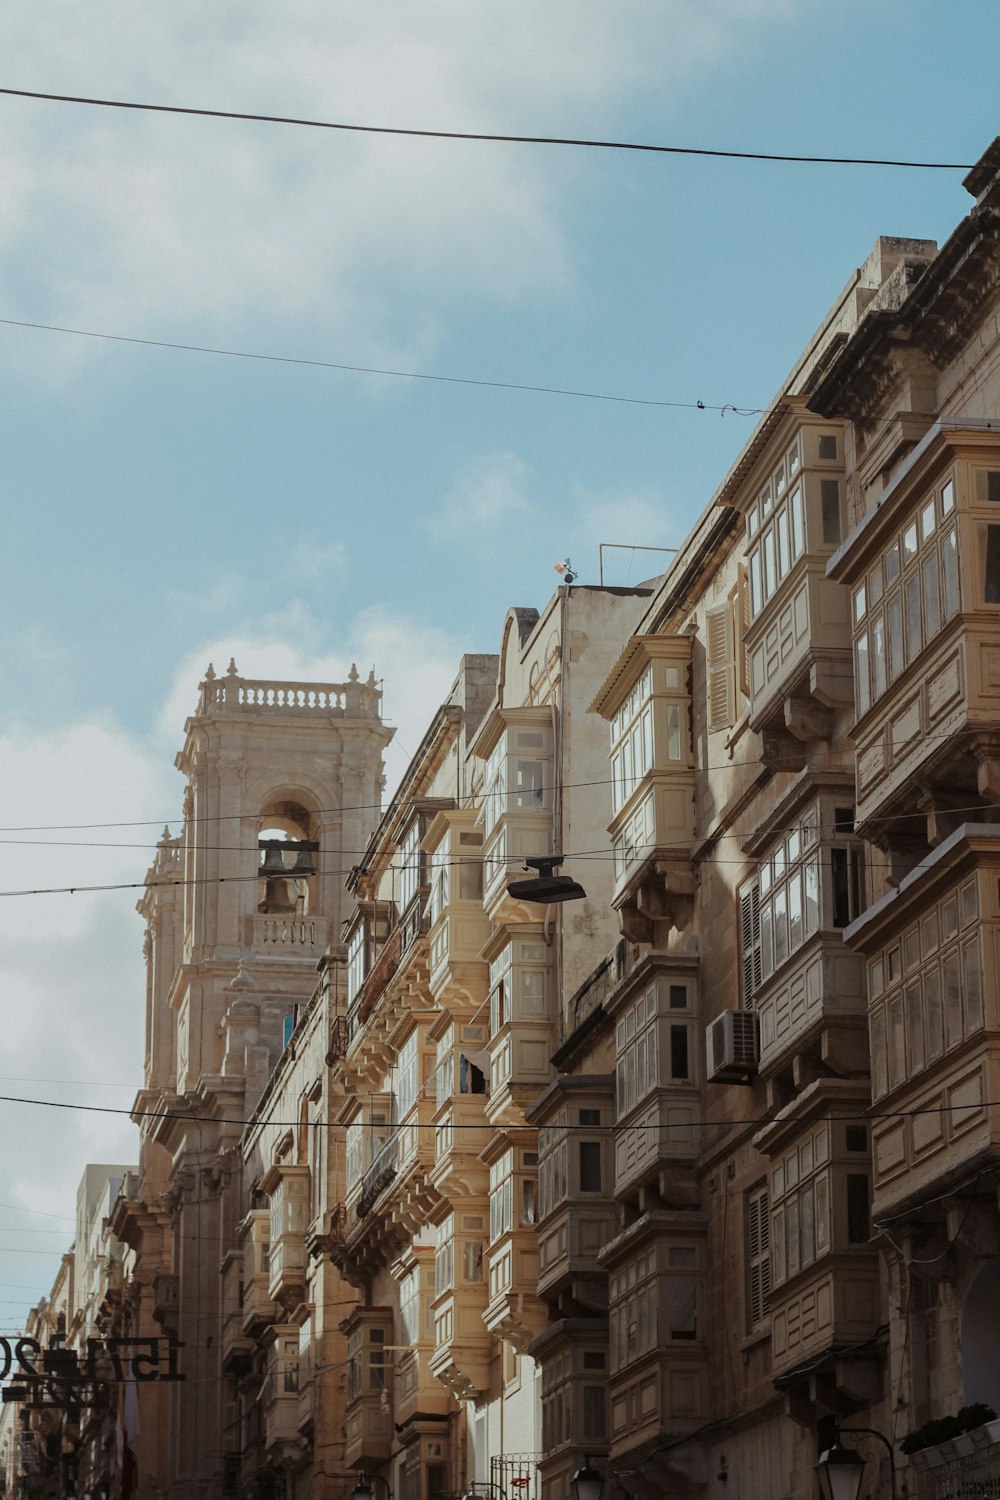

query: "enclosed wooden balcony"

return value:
[431, 1096, 490, 1201]
[220, 1252, 251, 1373]
[484, 1228, 548, 1352]
[592, 636, 696, 944]
[828, 422, 1000, 844]
[753, 1080, 880, 1381]
[343, 1307, 394, 1469]
[240, 1210, 277, 1334]
[261, 1327, 303, 1461]
[471, 707, 554, 925]
[429, 1288, 491, 1400]
[844, 824, 1000, 1220]
[424, 809, 490, 1008]
[530, 1076, 615, 1305]
[260, 1162, 310, 1311]
[601, 1210, 708, 1462]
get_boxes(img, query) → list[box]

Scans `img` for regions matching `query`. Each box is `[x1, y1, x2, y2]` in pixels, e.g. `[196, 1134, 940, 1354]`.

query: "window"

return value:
[489, 939, 549, 1036]
[747, 1186, 770, 1330]
[579, 1141, 602, 1193]
[740, 808, 863, 1004]
[853, 472, 961, 711]
[480, 725, 551, 839]
[435, 1218, 454, 1295]
[489, 1154, 512, 1241]
[609, 1249, 657, 1370]
[846, 1175, 871, 1244]
[346, 1322, 390, 1403]
[396, 1030, 420, 1120]
[770, 1124, 831, 1288]
[398, 819, 423, 913]
[746, 440, 810, 622]
[707, 597, 742, 732]
[399, 1266, 421, 1344]
[869, 875, 981, 1100]
[616, 980, 694, 1119]
[347, 923, 367, 1003]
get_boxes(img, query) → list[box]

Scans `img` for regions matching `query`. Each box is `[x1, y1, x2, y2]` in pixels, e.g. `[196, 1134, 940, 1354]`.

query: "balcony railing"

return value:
[358, 1134, 399, 1218]
[326, 1015, 349, 1066]
[908, 1433, 1000, 1499]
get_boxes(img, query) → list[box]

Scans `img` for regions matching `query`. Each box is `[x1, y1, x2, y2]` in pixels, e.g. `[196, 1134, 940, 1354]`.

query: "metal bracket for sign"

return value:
[0, 1335, 185, 1407]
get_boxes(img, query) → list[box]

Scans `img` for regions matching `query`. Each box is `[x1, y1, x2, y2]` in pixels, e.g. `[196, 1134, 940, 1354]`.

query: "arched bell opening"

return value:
[256, 796, 319, 915]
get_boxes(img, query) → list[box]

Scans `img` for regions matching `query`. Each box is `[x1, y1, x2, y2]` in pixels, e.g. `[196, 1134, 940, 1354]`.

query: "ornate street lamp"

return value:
[814, 1440, 866, 1500]
[352, 1475, 392, 1500]
[570, 1456, 605, 1500]
[815, 1428, 897, 1500]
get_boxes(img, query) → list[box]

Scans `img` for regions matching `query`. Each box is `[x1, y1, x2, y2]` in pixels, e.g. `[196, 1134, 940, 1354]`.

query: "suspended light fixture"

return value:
[506, 855, 587, 904]
[814, 1440, 867, 1500]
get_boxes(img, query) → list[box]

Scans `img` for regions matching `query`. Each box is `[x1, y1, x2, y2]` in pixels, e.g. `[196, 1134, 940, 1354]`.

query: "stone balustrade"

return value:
[197, 659, 382, 720]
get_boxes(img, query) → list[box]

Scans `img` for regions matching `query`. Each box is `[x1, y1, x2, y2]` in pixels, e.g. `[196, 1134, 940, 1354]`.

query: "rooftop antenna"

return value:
[554, 558, 578, 584]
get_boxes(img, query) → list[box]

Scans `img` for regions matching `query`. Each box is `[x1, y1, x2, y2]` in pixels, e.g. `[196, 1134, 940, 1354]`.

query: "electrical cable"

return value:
[0, 1086, 994, 1135]
[0, 736, 989, 834]
[0, 316, 766, 414]
[0, 87, 974, 169]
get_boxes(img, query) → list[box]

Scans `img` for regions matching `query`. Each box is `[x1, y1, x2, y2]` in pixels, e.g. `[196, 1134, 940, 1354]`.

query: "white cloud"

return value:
[0, 0, 800, 376]
[158, 606, 466, 799]
[428, 450, 535, 539]
[426, 447, 683, 587]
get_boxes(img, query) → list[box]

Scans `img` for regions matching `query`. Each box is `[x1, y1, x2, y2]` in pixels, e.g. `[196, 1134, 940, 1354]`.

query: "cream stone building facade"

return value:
[11, 132, 1000, 1500]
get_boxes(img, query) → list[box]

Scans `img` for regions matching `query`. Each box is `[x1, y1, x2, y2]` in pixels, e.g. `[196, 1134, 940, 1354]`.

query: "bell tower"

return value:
[126, 658, 393, 1500]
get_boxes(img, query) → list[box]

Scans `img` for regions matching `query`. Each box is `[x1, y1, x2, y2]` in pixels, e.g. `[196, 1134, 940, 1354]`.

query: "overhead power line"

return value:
[0, 87, 974, 170]
[0, 1086, 994, 1136]
[0, 316, 764, 414]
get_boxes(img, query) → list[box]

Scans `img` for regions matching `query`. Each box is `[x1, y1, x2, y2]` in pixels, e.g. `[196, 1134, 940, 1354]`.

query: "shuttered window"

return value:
[747, 1185, 770, 1330]
[739, 880, 762, 1009]
[706, 603, 736, 732]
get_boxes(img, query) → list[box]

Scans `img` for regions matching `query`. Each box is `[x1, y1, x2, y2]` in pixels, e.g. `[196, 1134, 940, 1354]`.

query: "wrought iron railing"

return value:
[358, 1133, 399, 1217]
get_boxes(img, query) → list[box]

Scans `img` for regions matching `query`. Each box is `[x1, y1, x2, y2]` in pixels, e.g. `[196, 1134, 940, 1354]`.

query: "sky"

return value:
[0, 0, 997, 1326]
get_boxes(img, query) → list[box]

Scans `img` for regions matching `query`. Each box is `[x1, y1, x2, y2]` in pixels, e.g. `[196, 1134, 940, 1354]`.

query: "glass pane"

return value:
[777, 507, 790, 579]
[872, 612, 887, 700]
[750, 550, 762, 617]
[821, 480, 841, 544]
[666, 704, 681, 761]
[667, 1277, 698, 1340]
[889, 996, 905, 1088]
[903, 522, 919, 564]
[868, 563, 884, 608]
[964, 938, 984, 1032]
[763, 529, 776, 600]
[987, 525, 1000, 604]
[905, 571, 922, 663]
[854, 584, 867, 624]
[886, 593, 903, 682]
[943, 950, 962, 1048]
[941, 529, 960, 620]
[941, 477, 955, 514]
[923, 550, 941, 639]
[905, 982, 924, 1075]
[790, 485, 804, 558]
[925, 966, 943, 1061]
[856, 632, 870, 716]
[884, 542, 901, 584]
[921, 499, 937, 542]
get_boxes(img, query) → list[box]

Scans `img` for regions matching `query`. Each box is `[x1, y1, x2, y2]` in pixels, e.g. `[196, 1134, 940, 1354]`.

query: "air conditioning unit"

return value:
[706, 1009, 759, 1083]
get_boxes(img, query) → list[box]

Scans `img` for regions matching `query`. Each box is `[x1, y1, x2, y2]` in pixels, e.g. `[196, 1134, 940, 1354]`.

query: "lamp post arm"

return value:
[839, 1427, 898, 1500]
